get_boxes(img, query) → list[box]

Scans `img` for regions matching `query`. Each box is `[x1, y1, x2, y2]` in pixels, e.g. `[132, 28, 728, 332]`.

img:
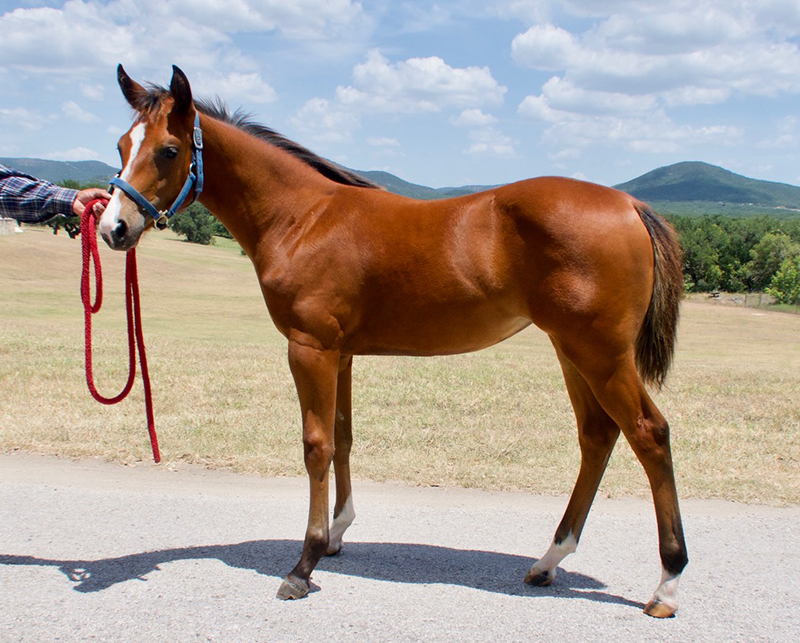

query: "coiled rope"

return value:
[80, 199, 160, 463]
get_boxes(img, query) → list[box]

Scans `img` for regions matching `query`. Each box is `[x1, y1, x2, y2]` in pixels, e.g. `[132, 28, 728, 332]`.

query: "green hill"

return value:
[0, 157, 119, 184]
[357, 170, 441, 199]
[355, 169, 499, 200]
[614, 161, 800, 210]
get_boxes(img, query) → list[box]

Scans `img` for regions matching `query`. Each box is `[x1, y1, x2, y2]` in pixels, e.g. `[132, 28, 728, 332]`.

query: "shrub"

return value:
[766, 254, 800, 305]
[169, 202, 217, 245]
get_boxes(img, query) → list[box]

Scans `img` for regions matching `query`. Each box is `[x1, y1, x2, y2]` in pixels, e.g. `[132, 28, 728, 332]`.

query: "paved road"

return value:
[1, 452, 798, 642]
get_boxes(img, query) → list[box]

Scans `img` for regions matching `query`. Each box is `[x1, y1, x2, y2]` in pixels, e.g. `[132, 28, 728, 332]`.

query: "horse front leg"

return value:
[277, 339, 340, 600]
[327, 355, 355, 555]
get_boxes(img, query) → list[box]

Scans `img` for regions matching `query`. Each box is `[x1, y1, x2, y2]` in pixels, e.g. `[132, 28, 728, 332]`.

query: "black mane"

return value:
[136, 86, 380, 190]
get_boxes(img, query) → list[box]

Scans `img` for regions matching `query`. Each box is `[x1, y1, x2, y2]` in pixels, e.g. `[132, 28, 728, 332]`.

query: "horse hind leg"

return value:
[559, 342, 688, 618]
[604, 375, 686, 617]
[327, 356, 356, 556]
[526, 347, 620, 587]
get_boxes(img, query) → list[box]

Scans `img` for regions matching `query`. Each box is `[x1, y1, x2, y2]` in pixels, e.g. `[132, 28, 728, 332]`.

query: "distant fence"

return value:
[696, 291, 799, 315]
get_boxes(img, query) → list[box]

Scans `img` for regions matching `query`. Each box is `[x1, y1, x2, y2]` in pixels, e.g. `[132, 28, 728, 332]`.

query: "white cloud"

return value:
[451, 109, 498, 127]
[512, 2, 800, 162]
[62, 100, 99, 123]
[511, 24, 579, 71]
[450, 109, 513, 157]
[549, 148, 581, 163]
[531, 107, 743, 155]
[367, 137, 400, 147]
[0, 107, 51, 131]
[390, 2, 453, 33]
[46, 146, 101, 161]
[759, 115, 799, 149]
[0, 3, 134, 72]
[80, 83, 105, 101]
[152, 0, 367, 40]
[0, 0, 365, 91]
[336, 49, 506, 113]
[494, 0, 554, 23]
[512, 6, 800, 105]
[291, 97, 359, 144]
[464, 126, 516, 157]
[536, 77, 659, 116]
[517, 95, 561, 123]
[294, 49, 507, 152]
[193, 72, 277, 104]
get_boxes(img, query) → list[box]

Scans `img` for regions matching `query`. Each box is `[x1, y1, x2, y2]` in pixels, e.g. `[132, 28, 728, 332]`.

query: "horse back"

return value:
[261, 176, 657, 356]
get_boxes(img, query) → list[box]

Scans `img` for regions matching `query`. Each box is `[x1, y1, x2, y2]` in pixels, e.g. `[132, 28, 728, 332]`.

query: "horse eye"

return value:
[161, 146, 179, 159]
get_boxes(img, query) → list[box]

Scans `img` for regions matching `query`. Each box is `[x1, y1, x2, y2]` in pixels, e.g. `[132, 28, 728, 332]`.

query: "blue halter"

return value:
[109, 113, 204, 230]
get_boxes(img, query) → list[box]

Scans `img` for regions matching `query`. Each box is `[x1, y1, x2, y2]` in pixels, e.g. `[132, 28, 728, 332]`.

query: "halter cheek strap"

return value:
[109, 113, 204, 230]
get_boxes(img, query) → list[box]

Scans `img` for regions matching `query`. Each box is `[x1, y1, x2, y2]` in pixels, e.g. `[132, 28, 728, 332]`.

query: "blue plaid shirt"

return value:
[0, 163, 79, 224]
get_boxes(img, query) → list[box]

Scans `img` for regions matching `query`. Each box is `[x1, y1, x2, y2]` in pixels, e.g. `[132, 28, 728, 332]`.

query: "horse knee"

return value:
[303, 429, 334, 471]
[628, 414, 672, 460]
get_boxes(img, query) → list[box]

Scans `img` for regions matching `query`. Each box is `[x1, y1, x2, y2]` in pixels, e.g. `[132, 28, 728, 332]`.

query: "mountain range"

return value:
[3, 156, 799, 216]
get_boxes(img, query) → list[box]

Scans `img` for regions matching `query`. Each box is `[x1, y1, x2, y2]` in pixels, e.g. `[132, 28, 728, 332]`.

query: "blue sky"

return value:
[2, 0, 800, 189]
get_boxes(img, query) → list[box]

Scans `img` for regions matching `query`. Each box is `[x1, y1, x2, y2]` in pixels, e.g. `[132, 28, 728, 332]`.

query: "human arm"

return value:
[0, 164, 109, 223]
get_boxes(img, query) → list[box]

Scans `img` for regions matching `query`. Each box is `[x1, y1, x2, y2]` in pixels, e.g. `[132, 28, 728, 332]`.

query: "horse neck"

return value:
[196, 116, 334, 258]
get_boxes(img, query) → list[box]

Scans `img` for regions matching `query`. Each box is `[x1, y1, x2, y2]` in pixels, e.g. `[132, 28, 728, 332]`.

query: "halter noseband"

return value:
[109, 113, 204, 230]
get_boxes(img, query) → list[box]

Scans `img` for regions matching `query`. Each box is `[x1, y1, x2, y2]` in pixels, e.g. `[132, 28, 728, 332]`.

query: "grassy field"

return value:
[1, 227, 798, 504]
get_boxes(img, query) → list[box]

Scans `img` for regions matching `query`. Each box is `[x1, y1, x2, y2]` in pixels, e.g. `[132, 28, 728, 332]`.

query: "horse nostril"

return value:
[113, 221, 128, 240]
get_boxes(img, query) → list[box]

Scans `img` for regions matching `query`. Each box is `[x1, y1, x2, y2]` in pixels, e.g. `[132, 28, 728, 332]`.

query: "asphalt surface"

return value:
[1, 452, 798, 642]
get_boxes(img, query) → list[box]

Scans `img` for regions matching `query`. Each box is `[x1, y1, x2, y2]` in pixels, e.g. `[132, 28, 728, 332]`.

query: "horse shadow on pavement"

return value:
[0, 540, 644, 610]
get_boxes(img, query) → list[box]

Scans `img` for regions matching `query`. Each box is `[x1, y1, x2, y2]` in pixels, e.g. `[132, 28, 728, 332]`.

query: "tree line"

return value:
[667, 214, 800, 305]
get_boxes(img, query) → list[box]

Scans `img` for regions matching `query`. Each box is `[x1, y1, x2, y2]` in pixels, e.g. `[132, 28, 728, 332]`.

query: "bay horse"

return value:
[99, 66, 687, 618]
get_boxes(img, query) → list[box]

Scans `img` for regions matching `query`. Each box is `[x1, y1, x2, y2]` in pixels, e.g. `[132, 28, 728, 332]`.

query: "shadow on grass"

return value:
[0, 540, 644, 610]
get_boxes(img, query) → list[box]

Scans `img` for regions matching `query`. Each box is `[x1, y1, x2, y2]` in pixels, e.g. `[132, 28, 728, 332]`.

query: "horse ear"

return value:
[169, 65, 193, 115]
[117, 64, 148, 111]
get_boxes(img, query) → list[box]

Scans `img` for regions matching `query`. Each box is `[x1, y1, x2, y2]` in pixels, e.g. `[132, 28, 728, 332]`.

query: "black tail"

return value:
[634, 203, 684, 389]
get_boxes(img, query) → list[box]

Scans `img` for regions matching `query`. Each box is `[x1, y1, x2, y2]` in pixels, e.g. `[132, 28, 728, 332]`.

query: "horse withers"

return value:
[99, 65, 687, 618]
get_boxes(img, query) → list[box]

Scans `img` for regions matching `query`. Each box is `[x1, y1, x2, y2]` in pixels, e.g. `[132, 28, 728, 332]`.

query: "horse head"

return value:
[99, 65, 201, 251]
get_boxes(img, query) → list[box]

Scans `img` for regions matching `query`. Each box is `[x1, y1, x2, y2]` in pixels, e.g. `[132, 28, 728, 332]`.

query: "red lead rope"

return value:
[80, 199, 160, 463]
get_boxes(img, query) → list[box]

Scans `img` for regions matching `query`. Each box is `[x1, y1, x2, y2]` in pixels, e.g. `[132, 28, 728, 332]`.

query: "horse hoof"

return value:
[524, 569, 553, 587]
[644, 598, 677, 618]
[276, 575, 310, 600]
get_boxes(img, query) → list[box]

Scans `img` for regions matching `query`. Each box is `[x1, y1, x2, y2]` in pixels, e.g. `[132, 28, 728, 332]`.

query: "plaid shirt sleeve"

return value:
[0, 164, 80, 224]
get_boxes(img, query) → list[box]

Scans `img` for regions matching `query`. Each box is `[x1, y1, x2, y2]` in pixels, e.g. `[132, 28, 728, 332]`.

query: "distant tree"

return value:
[668, 215, 800, 294]
[746, 233, 798, 291]
[766, 254, 800, 305]
[673, 219, 724, 291]
[212, 219, 233, 239]
[169, 202, 216, 245]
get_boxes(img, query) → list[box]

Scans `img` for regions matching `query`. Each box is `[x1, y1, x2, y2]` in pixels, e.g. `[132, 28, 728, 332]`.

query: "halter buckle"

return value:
[155, 214, 170, 230]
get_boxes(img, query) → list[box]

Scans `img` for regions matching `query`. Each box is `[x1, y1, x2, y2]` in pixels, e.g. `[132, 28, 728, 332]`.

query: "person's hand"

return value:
[72, 187, 111, 218]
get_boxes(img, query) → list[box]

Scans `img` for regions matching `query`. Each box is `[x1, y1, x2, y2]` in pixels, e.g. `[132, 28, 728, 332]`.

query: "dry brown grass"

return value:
[2, 227, 798, 504]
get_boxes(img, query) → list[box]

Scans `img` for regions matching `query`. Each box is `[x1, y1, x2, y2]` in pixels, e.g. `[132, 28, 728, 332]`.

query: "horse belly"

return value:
[343, 290, 532, 357]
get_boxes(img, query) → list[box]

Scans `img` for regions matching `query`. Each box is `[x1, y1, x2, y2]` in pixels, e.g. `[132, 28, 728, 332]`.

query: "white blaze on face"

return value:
[99, 123, 147, 239]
